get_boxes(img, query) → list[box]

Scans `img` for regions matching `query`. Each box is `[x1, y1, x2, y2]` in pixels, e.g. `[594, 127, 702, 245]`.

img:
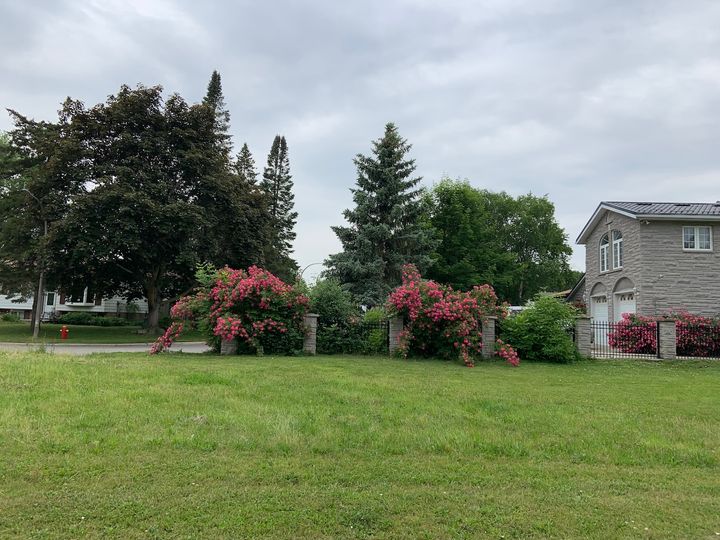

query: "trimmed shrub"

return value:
[500, 295, 579, 363]
[57, 312, 131, 326]
[386, 264, 517, 367]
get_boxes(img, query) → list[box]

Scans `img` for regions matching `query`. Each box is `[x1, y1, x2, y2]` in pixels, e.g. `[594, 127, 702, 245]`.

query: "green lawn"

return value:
[0, 322, 203, 343]
[0, 353, 718, 539]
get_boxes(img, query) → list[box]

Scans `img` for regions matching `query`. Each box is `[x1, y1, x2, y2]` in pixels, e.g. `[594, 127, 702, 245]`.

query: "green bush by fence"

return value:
[57, 312, 132, 327]
[500, 295, 579, 363]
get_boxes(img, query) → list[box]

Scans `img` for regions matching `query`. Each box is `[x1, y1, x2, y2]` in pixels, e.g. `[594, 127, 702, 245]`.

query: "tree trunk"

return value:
[517, 279, 524, 305]
[33, 270, 45, 340]
[146, 285, 161, 336]
[30, 280, 40, 336]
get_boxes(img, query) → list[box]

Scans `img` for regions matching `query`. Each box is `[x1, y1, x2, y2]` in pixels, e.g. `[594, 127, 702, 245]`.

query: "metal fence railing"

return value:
[590, 321, 659, 359]
[676, 323, 720, 359]
[316, 319, 390, 355]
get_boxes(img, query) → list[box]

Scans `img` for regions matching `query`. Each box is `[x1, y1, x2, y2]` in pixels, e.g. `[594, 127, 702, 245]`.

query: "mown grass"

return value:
[0, 322, 203, 343]
[0, 353, 718, 539]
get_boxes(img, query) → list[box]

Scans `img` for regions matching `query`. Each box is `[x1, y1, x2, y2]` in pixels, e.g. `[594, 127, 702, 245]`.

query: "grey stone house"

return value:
[576, 201, 720, 323]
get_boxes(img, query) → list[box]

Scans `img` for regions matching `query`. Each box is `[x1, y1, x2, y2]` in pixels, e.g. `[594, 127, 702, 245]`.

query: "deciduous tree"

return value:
[426, 179, 575, 304]
[45, 86, 214, 332]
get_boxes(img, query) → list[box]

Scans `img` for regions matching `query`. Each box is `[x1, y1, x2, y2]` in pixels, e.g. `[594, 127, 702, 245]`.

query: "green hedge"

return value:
[57, 312, 133, 327]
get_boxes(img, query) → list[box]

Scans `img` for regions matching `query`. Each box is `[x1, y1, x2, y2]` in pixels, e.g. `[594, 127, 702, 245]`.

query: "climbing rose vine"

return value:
[151, 266, 309, 355]
[386, 265, 519, 367]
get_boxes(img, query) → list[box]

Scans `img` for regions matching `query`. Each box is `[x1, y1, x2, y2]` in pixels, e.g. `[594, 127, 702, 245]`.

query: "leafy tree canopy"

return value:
[426, 178, 575, 304]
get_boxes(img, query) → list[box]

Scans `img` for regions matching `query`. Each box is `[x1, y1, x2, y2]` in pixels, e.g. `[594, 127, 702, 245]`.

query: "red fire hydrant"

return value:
[60, 325, 69, 340]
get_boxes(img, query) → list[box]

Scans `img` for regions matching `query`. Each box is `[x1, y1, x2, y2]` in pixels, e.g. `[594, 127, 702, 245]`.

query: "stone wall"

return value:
[639, 221, 720, 316]
[584, 210, 643, 321]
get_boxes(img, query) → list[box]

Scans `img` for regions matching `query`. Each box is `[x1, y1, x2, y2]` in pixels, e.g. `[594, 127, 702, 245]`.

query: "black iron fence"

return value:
[676, 323, 720, 359]
[590, 321, 659, 359]
[316, 319, 390, 355]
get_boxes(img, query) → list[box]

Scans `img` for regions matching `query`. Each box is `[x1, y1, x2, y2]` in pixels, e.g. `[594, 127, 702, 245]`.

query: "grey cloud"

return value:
[2, 0, 720, 274]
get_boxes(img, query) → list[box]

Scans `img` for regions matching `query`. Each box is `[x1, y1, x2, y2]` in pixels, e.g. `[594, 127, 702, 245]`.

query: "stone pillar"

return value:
[303, 313, 319, 355]
[657, 319, 677, 360]
[575, 316, 591, 358]
[220, 339, 238, 355]
[388, 316, 404, 355]
[481, 317, 497, 359]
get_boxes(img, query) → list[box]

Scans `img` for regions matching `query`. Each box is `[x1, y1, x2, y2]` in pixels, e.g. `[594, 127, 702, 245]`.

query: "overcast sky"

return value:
[2, 0, 720, 279]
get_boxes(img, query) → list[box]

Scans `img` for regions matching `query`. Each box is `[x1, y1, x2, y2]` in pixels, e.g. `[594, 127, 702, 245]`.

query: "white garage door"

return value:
[614, 291, 636, 322]
[591, 296, 608, 322]
[591, 295, 609, 345]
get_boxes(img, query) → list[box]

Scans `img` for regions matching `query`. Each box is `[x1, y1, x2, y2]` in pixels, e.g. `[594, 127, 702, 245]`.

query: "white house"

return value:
[0, 287, 148, 321]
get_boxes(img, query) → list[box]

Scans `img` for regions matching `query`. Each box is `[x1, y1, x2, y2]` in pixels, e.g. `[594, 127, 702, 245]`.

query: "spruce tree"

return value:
[261, 135, 297, 255]
[234, 142, 258, 186]
[325, 123, 435, 306]
[202, 70, 231, 158]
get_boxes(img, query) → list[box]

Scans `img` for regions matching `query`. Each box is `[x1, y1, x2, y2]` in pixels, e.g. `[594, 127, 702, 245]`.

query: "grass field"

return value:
[0, 322, 203, 343]
[0, 353, 718, 539]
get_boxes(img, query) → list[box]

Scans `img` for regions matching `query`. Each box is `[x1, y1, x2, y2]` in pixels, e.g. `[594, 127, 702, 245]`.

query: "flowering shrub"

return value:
[150, 322, 184, 355]
[386, 265, 517, 367]
[151, 266, 309, 355]
[609, 311, 720, 357]
[607, 313, 657, 354]
[496, 338, 520, 367]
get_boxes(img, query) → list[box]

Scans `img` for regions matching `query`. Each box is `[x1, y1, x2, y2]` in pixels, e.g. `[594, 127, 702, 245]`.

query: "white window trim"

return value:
[599, 234, 609, 272]
[682, 225, 713, 252]
[612, 231, 623, 270]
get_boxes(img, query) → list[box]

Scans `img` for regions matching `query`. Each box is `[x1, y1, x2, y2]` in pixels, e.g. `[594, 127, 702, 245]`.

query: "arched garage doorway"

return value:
[613, 277, 636, 322]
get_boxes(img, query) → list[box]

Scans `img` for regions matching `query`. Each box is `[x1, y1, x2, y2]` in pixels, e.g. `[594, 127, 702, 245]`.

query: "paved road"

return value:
[0, 342, 211, 355]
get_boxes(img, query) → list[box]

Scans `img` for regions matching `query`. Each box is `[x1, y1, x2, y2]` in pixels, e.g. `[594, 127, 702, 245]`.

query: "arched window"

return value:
[612, 230, 623, 269]
[599, 233, 609, 272]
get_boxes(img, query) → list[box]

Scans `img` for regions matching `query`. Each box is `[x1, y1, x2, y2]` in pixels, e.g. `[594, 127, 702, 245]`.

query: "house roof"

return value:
[604, 201, 720, 216]
[576, 201, 720, 244]
[566, 273, 585, 300]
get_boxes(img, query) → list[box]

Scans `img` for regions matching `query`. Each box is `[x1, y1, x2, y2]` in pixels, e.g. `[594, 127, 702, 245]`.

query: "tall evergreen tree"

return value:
[202, 70, 231, 159]
[325, 122, 435, 305]
[261, 135, 297, 255]
[234, 142, 258, 186]
[199, 73, 272, 272]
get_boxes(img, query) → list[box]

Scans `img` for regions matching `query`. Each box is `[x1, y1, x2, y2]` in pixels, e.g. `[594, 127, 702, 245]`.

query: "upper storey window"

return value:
[612, 230, 623, 269]
[683, 226, 712, 251]
[599, 233, 609, 272]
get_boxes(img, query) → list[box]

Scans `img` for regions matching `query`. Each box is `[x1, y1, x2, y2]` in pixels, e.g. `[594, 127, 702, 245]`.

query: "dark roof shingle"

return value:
[605, 201, 720, 216]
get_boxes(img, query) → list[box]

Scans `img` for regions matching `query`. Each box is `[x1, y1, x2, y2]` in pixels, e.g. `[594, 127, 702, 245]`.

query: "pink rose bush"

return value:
[609, 311, 720, 357]
[607, 313, 658, 354]
[386, 264, 519, 367]
[151, 266, 309, 355]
